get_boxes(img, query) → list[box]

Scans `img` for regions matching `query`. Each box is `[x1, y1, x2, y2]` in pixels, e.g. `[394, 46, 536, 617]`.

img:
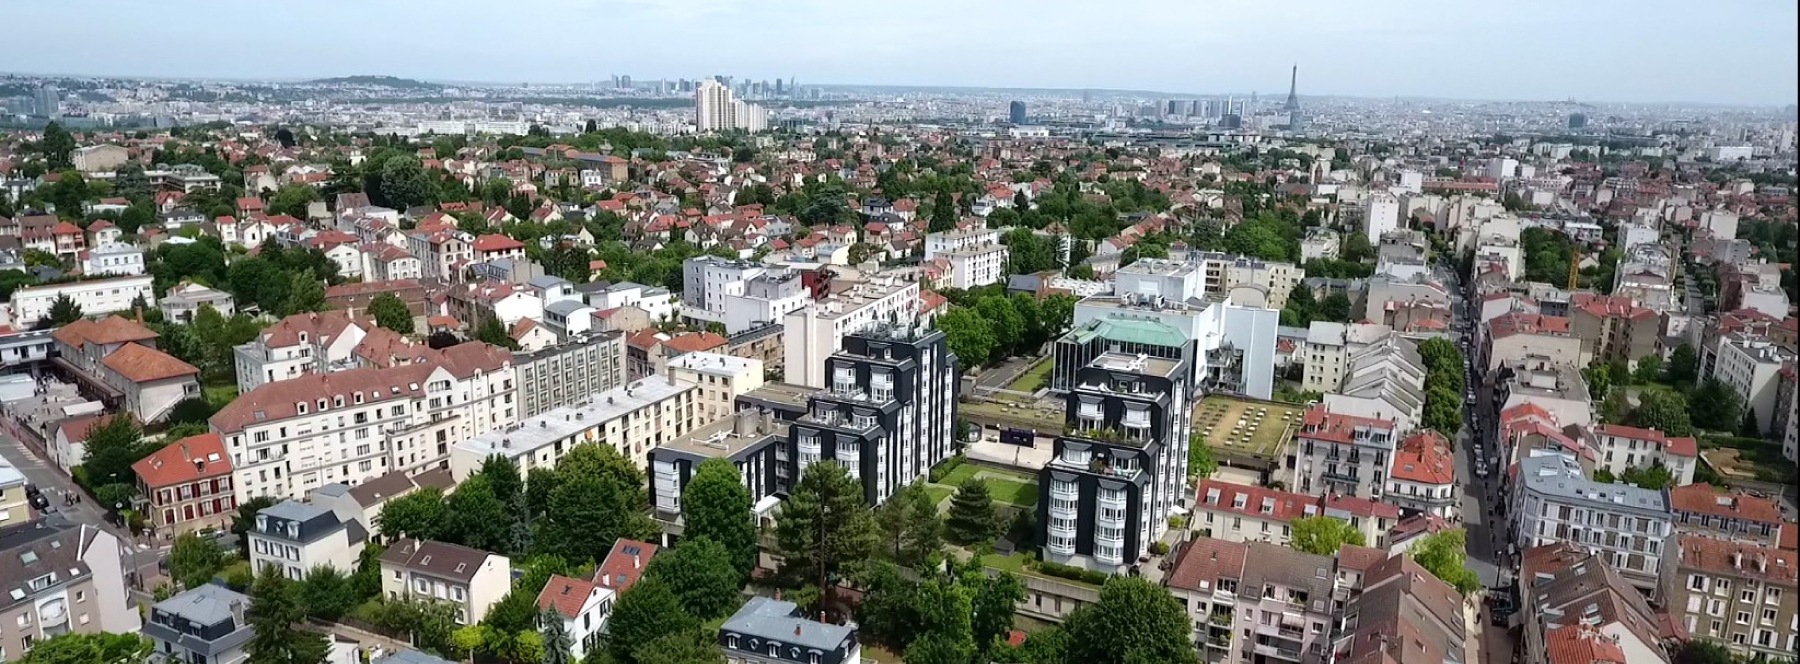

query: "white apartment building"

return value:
[1291, 404, 1399, 500]
[233, 312, 369, 394]
[6, 275, 156, 327]
[680, 257, 808, 334]
[80, 243, 146, 277]
[582, 281, 676, 323]
[667, 352, 764, 425]
[695, 80, 769, 133]
[1115, 252, 1303, 310]
[211, 343, 516, 503]
[1710, 334, 1794, 434]
[450, 375, 697, 478]
[1510, 451, 1673, 591]
[923, 227, 1003, 259]
[1363, 191, 1401, 240]
[1592, 424, 1698, 487]
[406, 231, 473, 282]
[1321, 333, 1426, 433]
[1300, 227, 1340, 262]
[246, 499, 367, 580]
[783, 277, 920, 389]
[1299, 321, 1393, 394]
[924, 228, 1009, 289]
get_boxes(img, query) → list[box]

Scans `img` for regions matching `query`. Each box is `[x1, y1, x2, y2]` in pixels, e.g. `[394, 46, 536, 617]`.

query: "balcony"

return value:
[1098, 491, 1128, 511]
[1209, 613, 1234, 628]
[1048, 521, 1077, 537]
[1255, 622, 1306, 640]
[1204, 633, 1233, 650]
[1095, 529, 1125, 546]
[1321, 469, 1361, 484]
[37, 598, 67, 627]
[1050, 482, 1079, 500]
[1049, 499, 1078, 519]
[1253, 643, 1304, 661]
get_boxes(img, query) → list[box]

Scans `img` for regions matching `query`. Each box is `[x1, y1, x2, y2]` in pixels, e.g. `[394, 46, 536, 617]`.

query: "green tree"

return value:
[541, 608, 577, 664]
[1342, 232, 1373, 263]
[1407, 529, 1482, 595]
[776, 462, 878, 603]
[974, 296, 1025, 363]
[633, 630, 727, 664]
[537, 464, 657, 566]
[1317, 292, 1353, 322]
[473, 312, 519, 350]
[41, 122, 76, 171]
[874, 482, 943, 567]
[1423, 386, 1463, 434]
[18, 632, 150, 664]
[1633, 355, 1664, 384]
[930, 188, 957, 233]
[375, 487, 447, 541]
[1288, 515, 1366, 555]
[945, 478, 999, 545]
[1674, 640, 1740, 664]
[525, 467, 560, 519]
[936, 308, 995, 370]
[681, 458, 759, 581]
[442, 475, 513, 553]
[904, 573, 978, 664]
[644, 537, 743, 620]
[969, 567, 1026, 657]
[607, 576, 699, 664]
[1583, 363, 1614, 399]
[281, 273, 328, 316]
[1062, 577, 1200, 664]
[168, 531, 228, 590]
[295, 565, 358, 621]
[1689, 378, 1745, 432]
[267, 184, 319, 218]
[1667, 344, 1699, 384]
[41, 294, 84, 328]
[377, 155, 436, 210]
[1188, 433, 1218, 479]
[79, 416, 148, 496]
[1633, 390, 1693, 437]
[1620, 464, 1676, 490]
[245, 565, 331, 664]
[368, 293, 414, 334]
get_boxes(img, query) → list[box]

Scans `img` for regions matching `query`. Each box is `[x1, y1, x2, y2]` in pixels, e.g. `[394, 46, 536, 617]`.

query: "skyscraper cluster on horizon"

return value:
[695, 78, 769, 132]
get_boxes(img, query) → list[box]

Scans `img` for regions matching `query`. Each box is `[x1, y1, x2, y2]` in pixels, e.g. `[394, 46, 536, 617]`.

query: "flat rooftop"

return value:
[457, 378, 694, 458]
[668, 351, 757, 377]
[658, 411, 789, 459]
[1193, 395, 1303, 465]
[1087, 351, 1181, 379]
[740, 382, 818, 409]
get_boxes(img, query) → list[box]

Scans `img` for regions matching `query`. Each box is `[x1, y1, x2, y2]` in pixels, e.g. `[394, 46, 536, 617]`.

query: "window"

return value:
[1765, 588, 1782, 605]
[1736, 611, 1751, 625]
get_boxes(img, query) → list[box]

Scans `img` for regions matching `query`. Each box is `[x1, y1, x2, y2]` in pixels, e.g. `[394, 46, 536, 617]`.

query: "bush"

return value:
[1034, 560, 1112, 585]
[1148, 541, 1170, 555]
[1167, 515, 1186, 530]
[928, 455, 967, 483]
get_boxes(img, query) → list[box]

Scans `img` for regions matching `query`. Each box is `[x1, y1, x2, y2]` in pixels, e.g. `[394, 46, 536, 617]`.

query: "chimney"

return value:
[1732, 551, 1743, 569]
[794, 624, 802, 637]
[229, 599, 245, 625]
[632, 553, 640, 569]
[666, 362, 677, 386]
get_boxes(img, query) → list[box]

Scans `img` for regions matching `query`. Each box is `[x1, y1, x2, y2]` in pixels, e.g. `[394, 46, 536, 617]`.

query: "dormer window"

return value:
[317, 399, 328, 411]
[297, 402, 308, 415]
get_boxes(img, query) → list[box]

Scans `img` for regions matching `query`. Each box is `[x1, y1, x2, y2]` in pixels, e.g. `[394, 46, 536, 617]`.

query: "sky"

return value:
[4, 0, 1796, 105]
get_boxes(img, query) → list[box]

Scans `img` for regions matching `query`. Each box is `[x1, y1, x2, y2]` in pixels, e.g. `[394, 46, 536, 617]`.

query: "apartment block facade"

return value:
[1290, 405, 1397, 500]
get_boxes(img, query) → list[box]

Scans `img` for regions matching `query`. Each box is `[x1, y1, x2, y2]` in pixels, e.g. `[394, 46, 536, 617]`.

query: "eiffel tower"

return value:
[1283, 64, 1301, 113]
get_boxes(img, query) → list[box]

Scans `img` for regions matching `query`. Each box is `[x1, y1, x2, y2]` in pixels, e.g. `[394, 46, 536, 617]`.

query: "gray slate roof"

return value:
[722, 596, 855, 652]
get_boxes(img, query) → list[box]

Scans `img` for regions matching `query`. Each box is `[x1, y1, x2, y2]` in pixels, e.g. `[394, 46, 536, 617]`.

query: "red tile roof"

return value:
[1298, 404, 1395, 445]
[1544, 625, 1627, 664]
[1487, 312, 1572, 339]
[1668, 484, 1782, 527]
[472, 234, 526, 252]
[52, 316, 158, 349]
[1165, 536, 1248, 591]
[594, 540, 658, 593]
[1677, 534, 1797, 586]
[101, 343, 200, 383]
[132, 432, 232, 489]
[1195, 479, 1316, 522]
[1390, 431, 1454, 485]
[661, 332, 727, 354]
[536, 574, 601, 619]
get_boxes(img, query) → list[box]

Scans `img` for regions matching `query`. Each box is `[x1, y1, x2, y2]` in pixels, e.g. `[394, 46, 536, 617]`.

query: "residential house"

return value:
[142, 584, 253, 664]
[246, 499, 367, 580]
[717, 597, 862, 664]
[132, 432, 235, 542]
[380, 539, 512, 624]
[0, 521, 141, 657]
[1591, 424, 1698, 487]
[1659, 534, 1797, 659]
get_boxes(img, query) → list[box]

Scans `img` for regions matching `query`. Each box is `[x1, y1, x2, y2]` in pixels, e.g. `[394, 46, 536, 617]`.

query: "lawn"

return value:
[1193, 395, 1302, 462]
[925, 485, 954, 507]
[981, 552, 1030, 575]
[204, 383, 238, 408]
[1006, 358, 1055, 393]
[941, 463, 1034, 487]
[987, 478, 1039, 508]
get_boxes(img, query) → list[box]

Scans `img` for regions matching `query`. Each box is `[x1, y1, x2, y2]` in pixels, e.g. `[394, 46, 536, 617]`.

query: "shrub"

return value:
[1034, 560, 1112, 585]
[1149, 541, 1170, 555]
[1167, 515, 1186, 530]
[928, 455, 967, 483]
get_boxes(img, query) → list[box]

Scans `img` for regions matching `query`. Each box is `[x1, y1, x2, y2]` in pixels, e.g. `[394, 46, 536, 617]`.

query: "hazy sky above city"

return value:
[6, 0, 1796, 105]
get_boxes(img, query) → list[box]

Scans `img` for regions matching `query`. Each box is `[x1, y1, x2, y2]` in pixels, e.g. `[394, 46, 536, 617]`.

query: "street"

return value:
[0, 429, 166, 594]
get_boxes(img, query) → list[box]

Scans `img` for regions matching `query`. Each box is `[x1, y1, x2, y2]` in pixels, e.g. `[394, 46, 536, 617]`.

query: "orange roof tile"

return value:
[132, 432, 232, 488]
[536, 574, 601, 619]
[100, 343, 199, 383]
[1668, 484, 1782, 528]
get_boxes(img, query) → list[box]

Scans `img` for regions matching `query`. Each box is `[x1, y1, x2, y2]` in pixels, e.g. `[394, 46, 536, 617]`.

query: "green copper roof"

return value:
[1092, 318, 1188, 348]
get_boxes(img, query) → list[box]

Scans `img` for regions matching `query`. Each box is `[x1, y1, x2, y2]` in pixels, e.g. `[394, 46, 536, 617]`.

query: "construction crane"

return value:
[1567, 248, 1581, 290]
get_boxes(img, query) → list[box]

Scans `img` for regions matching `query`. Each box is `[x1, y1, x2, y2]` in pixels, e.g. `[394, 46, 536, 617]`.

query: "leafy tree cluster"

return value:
[1002, 227, 1067, 275]
[1288, 515, 1367, 555]
[17, 632, 150, 664]
[856, 559, 1026, 664]
[1417, 337, 1465, 435]
[945, 478, 1000, 546]
[1519, 227, 1578, 285]
[1406, 529, 1482, 595]
[932, 290, 1076, 368]
[244, 566, 332, 664]
[141, 303, 267, 387]
[1279, 285, 1353, 327]
[149, 237, 340, 317]
[77, 416, 157, 508]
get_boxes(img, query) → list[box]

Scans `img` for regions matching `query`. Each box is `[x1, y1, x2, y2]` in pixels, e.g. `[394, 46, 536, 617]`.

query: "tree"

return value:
[974, 296, 1025, 363]
[473, 311, 519, 350]
[1673, 640, 1740, 664]
[442, 475, 513, 553]
[525, 466, 560, 519]
[168, 531, 228, 589]
[281, 273, 328, 316]
[1407, 529, 1482, 595]
[296, 565, 358, 621]
[41, 122, 76, 172]
[1317, 292, 1353, 322]
[969, 567, 1025, 657]
[541, 608, 577, 664]
[538, 464, 657, 566]
[874, 482, 943, 567]
[1620, 464, 1676, 490]
[1633, 355, 1664, 384]
[41, 294, 83, 328]
[377, 155, 436, 210]
[1583, 363, 1614, 400]
[776, 462, 877, 602]
[368, 293, 414, 334]
[904, 570, 978, 664]
[1062, 577, 1200, 664]
[1633, 390, 1694, 437]
[644, 537, 743, 620]
[930, 188, 957, 233]
[936, 308, 995, 370]
[633, 631, 727, 664]
[1667, 344, 1699, 384]
[607, 576, 698, 664]
[245, 565, 331, 664]
[1288, 515, 1366, 555]
[945, 478, 999, 545]
[19, 632, 150, 664]
[376, 487, 447, 542]
[1422, 387, 1463, 434]
[79, 416, 148, 497]
[1342, 232, 1374, 263]
[1188, 433, 1217, 479]
[681, 458, 758, 581]
[267, 184, 319, 218]
[1689, 378, 1745, 432]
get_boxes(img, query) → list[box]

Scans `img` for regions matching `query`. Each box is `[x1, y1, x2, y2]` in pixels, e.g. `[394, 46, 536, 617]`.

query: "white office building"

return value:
[680, 257, 808, 334]
[783, 277, 920, 389]
[6, 275, 156, 327]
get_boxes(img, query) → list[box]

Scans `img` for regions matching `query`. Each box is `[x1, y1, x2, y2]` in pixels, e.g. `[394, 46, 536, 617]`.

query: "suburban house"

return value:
[380, 539, 512, 625]
[131, 432, 236, 541]
[246, 500, 368, 579]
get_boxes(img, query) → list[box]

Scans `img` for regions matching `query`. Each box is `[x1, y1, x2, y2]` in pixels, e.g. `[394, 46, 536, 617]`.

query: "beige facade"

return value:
[380, 539, 511, 625]
[1661, 535, 1798, 660]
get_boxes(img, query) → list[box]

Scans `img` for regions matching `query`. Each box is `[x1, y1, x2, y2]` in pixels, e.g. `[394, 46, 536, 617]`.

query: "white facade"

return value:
[1592, 424, 1697, 486]
[667, 352, 764, 425]
[7, 275, 156, 327]
[81, 243, 147, 277]
[1510, 451, 1673, 590]
[1364, 191, 1401, 240]
[451, 377, 697, 478]
[680, 258, 807, 333]
[1710, 335, 1793, 434]
[232, 315, 370, 395]
[783, 278, 921, 389]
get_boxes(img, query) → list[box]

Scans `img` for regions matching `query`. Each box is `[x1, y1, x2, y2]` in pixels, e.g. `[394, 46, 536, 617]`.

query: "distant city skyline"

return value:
[3, 0, 1795, 106]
